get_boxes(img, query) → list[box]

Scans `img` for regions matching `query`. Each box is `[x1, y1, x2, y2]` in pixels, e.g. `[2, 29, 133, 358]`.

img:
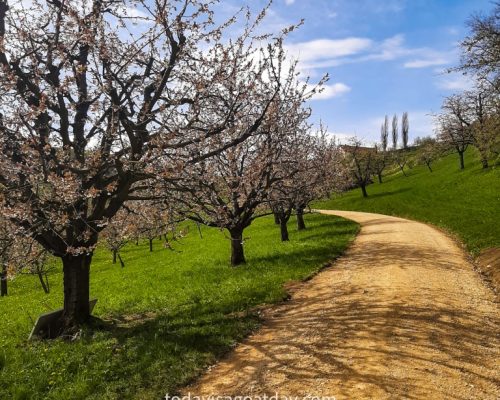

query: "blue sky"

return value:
[214, 0, 495, 144]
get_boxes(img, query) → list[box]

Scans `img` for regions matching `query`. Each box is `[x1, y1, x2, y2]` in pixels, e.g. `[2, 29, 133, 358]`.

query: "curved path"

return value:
[183, 211, 499, 399]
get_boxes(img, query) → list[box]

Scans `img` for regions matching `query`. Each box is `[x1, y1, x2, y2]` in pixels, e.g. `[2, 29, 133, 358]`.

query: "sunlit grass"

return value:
[316, 148, 499, 255]
[0, 213, 358, 400]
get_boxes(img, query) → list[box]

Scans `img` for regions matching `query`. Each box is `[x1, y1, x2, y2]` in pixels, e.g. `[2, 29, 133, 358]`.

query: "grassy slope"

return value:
[0, 213, 358, 400]
[316, 148, 499, 255]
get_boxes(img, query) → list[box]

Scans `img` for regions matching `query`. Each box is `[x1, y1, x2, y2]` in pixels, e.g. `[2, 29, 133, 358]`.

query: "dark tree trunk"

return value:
[280, 219, 289, 242]
[61, 253, 92, 329]
[426, 163, 433, 173]
[377, 172, 383, 184]
[196, 223, 203, 239]
[399, 165, 407, 177]
[149, 238, 153, 252]
[480, 156, 489, 169]
[273, 212, 280, 225]
[229, 227, 246, 266]
[112, 249, 117, 264]
[37, 271, 50, 294]
[296, 207, 306, 230]
[1, 264, 7, 297]
[360, 184, 368, 198]
[117, 253, 125, 268]
[458, 151, 465, 170]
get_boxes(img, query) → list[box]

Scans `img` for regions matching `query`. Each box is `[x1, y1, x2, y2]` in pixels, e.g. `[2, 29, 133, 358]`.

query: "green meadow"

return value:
[316, 148, 499, 255]
[0, 213, 358, 399]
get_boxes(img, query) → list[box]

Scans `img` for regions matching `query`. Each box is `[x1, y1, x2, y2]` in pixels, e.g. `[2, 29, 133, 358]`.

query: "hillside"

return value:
[316, 148, 500, 256]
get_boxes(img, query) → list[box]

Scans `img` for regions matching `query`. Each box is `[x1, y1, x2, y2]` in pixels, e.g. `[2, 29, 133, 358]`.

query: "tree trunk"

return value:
[296, 207, 306, 230]
[360, 184, 368, 198]
[459, 151, 465, 170]
[1, 264, 7, 297]
[117, 253, 125, 268]
[112, 249, 117, 264]
[480, 156, 489, 169]
[62, 253, 92, 330]
[280, 219, 289, 242]
[149, 238, 153, 252]
[377, 172, 383, 184]
[37, 271, 50, 294]
[229, 227, 246, 266]
[273, 212, 280, 225]
[426, 163, 433, 173]
[196, 223, 203, 239]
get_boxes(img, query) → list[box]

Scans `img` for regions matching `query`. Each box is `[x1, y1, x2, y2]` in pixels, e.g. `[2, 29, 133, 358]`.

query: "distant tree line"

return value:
[340, 112, 412, 198]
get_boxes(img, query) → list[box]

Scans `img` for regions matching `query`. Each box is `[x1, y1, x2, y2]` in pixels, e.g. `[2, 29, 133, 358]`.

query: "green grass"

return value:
[316, 148, 499, 255]
[0, 213, 358, 400]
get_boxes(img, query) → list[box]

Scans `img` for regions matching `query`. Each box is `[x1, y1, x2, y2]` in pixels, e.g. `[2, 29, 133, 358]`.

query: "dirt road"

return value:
[183, 211, 499, 399]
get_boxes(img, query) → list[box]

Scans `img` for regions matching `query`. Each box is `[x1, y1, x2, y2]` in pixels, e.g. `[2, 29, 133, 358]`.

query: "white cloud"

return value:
[404, 58, 450, 68]
[286, 34, 454, 74]
[435, 73, 474, 91]
[367, 34, 407, 61]
[285, 0, 296, 4]
[310, 83, 351, 100]
[286, 38, 373, 62]
[403, 48, 454, 69]
[367, 35, 454, 68]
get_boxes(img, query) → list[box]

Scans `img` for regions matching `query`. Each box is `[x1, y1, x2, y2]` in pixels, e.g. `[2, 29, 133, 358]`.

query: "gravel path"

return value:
[183, 211, 499, 399]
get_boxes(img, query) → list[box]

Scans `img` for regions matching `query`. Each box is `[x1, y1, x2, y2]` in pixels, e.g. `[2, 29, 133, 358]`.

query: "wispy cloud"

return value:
[403, 47, 454, 68]
[435, 73, 474, 91]
[286, 34, 454, 73]
[286, 38, 373, 62]
[404, 57, 450, 68]
[368, 34, 407, 61]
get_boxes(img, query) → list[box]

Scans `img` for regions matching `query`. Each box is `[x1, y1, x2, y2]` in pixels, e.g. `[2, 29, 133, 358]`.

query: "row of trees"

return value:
[0, 1, 343, 333]
[101, 124, 340, 268]
[0, 217, 54, 296]
[436, 2, 500, 170]
[341, 113, 411, 198]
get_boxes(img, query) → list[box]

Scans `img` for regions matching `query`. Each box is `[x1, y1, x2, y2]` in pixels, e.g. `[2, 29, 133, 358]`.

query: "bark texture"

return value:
[62, 254, 92, 329]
